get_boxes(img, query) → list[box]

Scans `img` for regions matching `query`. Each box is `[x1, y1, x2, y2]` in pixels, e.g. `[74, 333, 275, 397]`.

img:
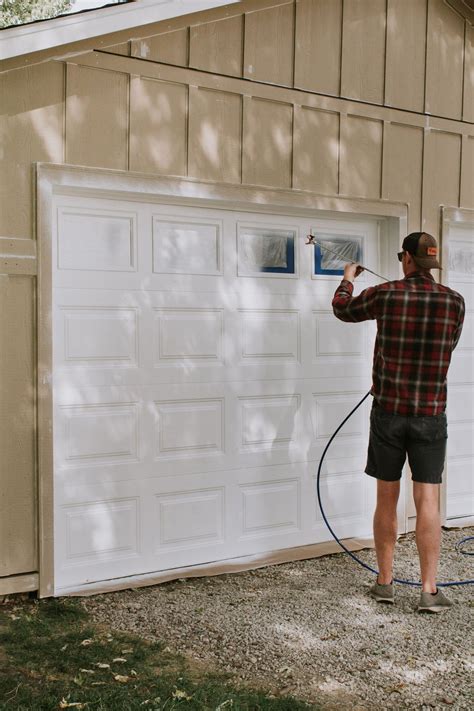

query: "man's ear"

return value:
[405, 252, 415, 268]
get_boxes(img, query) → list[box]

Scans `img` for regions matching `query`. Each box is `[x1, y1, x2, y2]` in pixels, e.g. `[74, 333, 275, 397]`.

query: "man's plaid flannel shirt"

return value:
[332, 272, 465, 416]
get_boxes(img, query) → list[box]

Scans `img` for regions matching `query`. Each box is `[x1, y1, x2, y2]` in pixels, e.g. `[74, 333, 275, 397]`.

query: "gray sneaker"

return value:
[369, 580, 394, 604]
[417, 589, 453, 613]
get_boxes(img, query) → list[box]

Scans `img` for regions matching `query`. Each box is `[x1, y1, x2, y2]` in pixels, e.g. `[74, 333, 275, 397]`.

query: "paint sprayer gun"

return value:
[305, 235, 389, 282]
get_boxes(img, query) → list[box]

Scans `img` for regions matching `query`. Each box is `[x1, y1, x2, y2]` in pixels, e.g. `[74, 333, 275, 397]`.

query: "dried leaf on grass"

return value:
[114, 674, 130, 683]
[59, 700, 87, 709]
[172, 689, 193, 701]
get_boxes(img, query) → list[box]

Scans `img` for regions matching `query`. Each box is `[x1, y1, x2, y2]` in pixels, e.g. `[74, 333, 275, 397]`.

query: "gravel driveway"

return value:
[84, 528, 474, 710]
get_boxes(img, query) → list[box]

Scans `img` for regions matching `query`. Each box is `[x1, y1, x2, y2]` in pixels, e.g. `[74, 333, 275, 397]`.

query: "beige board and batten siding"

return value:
[129, 75, 188, 177]
[385, 0, 427, 113]
[294, 0, 343, 96]
[0, 0, 473, 593]
[0, 272, 37, 579]
[0, 61, 63, 583]
[426, 0, 465, 120]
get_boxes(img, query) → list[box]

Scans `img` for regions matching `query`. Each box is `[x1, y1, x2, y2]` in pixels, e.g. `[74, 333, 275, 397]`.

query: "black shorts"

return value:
[365, 404, 447, 484]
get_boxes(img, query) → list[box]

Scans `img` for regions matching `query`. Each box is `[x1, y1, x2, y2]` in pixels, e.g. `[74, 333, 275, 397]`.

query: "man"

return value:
[331, 232, 465, 612]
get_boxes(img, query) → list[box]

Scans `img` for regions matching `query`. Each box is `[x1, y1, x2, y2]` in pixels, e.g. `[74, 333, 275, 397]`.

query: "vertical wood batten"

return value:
[383, 123, 424, 233]
[293, 106, 339, 195]
[463, 22, 474, 122]
[340, 0, 386, 105]
[66, 64, 128, 170]
[130, 28, 188, 65]
[0, 63, 63, 240]
[294, 0, 342, 96]
[129, 76, 187, 176]
[422, 129, 462, 236]
[242, 97, 293, 188]
[425, 0, 464, 120]
[189, 15, 244, 77]
[188, 87, 242, 183]
[385, 0, 427, 113]
[0, 274, 37, 576]
[243, 2, 295, 87]
[460, 135, 474, 208]
[340, 114, 383, 199]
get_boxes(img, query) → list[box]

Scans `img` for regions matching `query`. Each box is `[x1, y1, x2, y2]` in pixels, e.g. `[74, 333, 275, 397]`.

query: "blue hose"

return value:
[316, 391, 474, 587]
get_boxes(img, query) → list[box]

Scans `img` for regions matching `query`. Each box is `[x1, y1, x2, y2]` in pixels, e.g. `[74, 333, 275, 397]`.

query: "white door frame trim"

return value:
[36, 162, 407, 597]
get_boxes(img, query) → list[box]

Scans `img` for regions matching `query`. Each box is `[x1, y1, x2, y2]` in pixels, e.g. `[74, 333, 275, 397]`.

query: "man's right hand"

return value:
[343, 263, 364, 282]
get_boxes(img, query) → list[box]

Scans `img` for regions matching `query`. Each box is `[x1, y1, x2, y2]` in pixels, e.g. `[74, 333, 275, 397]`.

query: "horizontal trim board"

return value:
[447, 0, 474, 25]
[37, 162, 408, 219]
[442, 206, 474, 223]
[59, 536, 375, 597]
[68, 50, 474, 136]
[0, 258, 37, 275]
[0, 238, 37, 257]
[0, 572, 39, 596]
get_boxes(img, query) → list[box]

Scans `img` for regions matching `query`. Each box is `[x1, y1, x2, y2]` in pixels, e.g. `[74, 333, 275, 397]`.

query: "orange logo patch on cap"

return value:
[427, 247, 438, 256]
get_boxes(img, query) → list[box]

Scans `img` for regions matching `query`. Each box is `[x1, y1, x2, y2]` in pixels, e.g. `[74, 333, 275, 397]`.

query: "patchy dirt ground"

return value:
[84, 528, 474, 710]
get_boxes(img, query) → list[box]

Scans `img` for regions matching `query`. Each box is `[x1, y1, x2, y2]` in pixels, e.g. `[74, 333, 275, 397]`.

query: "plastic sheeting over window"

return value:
[238, 227, 296, 275]
[314, 235, 362, 276]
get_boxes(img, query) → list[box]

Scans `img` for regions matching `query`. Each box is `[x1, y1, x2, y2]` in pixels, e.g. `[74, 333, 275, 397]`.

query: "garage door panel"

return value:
[56, 207, 138, 273]
[312, 392, 369, 440]
[54, 203, 146, 291]
[143, 479, 232, 571]
[59, 306, 139, 369]
[452, 309, 474, 353]
[154, 487, 225, 550]
[152, 215, 223, 276]
[56, 402, 140, 468]
[443, 459, 474, 518]
[55, 479, 144, 589]
[231, 466, 316, 554]
[153, 397, 225, 460]
[237, 394, 300, 451]
[314, 312, 366, 357]
[313, 474, 373, 540]
[238, 478, 301, 538]
[447, 384, 474, 423]
[154, 307, 225, 365]
[237, 308, 300, 362]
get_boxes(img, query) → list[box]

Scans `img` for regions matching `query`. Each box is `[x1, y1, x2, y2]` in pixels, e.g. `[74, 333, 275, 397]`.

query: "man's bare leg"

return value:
[413, 482, 441, 593]
[373, 480, 400, 584]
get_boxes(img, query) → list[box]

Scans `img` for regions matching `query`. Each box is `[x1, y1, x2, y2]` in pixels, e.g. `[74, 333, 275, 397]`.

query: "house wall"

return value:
[0, 0, 472, 592]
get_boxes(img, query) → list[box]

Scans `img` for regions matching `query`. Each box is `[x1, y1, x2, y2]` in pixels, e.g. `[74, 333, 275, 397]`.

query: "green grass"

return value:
[0, 597, 316, 711]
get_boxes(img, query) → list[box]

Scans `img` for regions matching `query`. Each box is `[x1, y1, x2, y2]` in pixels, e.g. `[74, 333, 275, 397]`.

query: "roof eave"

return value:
[0, 0, 240, 62]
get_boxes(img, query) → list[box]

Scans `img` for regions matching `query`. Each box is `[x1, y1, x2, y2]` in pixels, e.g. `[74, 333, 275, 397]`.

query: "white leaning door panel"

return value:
[52, 193, 381, 593]
[445, 223, 474, 523]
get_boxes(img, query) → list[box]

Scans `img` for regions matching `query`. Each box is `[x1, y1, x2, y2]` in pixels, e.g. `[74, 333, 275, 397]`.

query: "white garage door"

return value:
[52, 194, 380, 593]
[445, 222, 474, 524]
